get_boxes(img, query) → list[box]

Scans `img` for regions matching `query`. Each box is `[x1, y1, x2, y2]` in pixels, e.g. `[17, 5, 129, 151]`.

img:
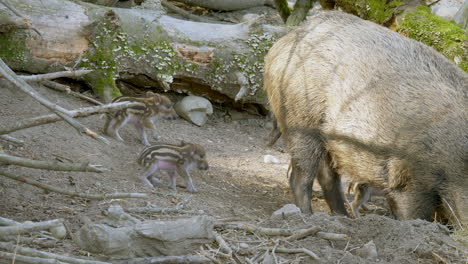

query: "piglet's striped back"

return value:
[138, 143, 184, 167]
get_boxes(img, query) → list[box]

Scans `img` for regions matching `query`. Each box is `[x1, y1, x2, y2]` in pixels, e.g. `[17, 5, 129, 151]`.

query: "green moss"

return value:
[334, 0, 402, 24]
[80, 17, 121, 101]
[398, 6, 468, 72]
[207, 33, 277, 100]
[0, 32, 28, 67]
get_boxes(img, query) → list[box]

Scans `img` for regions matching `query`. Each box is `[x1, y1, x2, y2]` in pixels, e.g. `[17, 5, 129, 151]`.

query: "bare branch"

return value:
[0, 59, 104, 142]
[0, 251, 67, 264]
[116, 255, 211, 264]
[0, 242, 110, 264]
[0, 217, 19, 226]
[42, 80, 103, 105]
[0, 101, 140, 135]
[316, 232, 349, 241]
[126, 207, 197, 214]
[0, 153, 107, 173]
[285, 226, 321, 242]
[19, 70, 93, 82]
[0, 169, 148, 200]
[213, 231, 232, 256]
[0, 218, 64, 237]
[256, 247, 320, 261]
[0, 135, 25, 144]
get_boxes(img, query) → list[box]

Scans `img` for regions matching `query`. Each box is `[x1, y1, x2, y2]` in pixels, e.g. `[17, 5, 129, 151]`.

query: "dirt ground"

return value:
[0, 79, 467, 263]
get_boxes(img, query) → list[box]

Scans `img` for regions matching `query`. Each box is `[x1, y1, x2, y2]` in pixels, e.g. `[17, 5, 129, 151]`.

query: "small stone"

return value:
[271, 204, 301, 219]
[355, 240, 378, 259]
[50, 225, 67, 239]
[263, 154, 280, 164]
[174, 96, 213, 126]
[239, 242, 249, 249]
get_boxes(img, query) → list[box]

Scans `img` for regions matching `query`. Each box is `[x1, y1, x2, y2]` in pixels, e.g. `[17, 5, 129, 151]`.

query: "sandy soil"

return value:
[0, 79, 466, 263]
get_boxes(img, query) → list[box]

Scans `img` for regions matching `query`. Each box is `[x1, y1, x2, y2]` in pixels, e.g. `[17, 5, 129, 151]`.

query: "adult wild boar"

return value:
[264, 11, 467, 223]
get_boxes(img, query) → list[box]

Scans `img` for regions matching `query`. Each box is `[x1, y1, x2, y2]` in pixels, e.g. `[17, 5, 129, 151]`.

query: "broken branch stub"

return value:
[73, 216, 215, 258]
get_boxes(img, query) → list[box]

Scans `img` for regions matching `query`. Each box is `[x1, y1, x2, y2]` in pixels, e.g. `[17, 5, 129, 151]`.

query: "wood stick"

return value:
[0, 59, 106, 143]
[0, 153, 107, 173]
[41, 80, 103, 106]
[285, 226, 321, 242]
[116, 255, 212, 264]
[0, 169, 148, 200]
[0, 219, 63, 237]
[316, 232, 349, 241]
[0, 236, 58, 248]
[0, 242, 110, 264]
[0, 135, 25, 144]
[0, 101, 140, 135]
[256, 247, 320, 261]
[126, 207, 197, 214]
[0, 217, 19, 226]
[213, 231, 232, 256]
[0, 251, 67, 264]
[19, 70, 92, 82]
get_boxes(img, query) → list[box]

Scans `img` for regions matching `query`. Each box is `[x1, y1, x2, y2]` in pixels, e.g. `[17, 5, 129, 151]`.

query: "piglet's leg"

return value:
[140, 162, 161, 188]
[113, 115, 131, 142]
[177, 166, 197, 193]
[143, 118, 160, 141]
[167, 171, 177, 190]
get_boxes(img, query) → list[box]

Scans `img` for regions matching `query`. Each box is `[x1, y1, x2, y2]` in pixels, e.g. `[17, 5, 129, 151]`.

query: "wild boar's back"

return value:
[264, 11, 468, 223]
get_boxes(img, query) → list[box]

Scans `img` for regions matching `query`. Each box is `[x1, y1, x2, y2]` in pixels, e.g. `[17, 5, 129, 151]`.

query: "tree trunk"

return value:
[0, 0, 289, 106]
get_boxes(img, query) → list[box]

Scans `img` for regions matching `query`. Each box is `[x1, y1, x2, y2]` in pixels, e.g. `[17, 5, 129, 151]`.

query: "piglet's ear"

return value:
[153, 93, 162, 105]
[146, 91, 155, 97]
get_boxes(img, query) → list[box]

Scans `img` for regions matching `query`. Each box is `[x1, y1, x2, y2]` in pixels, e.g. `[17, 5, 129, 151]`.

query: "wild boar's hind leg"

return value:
[317, 159, 349, 216]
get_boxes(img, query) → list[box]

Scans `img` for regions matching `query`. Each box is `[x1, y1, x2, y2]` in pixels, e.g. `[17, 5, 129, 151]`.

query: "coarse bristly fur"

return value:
[264, 10, 468, 225]
[137, 141, 208, 193]
[103, 91, 177, 146]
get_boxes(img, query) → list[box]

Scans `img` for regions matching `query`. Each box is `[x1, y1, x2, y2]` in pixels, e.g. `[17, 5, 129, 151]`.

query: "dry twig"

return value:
[0, 59, 107, 143]
[126, 207, 197, 214]
[0, 219, 63, 237]
[0, 169, 148, 200]
[0, 135, 24, 144]
[0, 153, 107, 173]
[19, 70, 92, 82]
[0, 242, 109, 264]
[115, 255, 211, 264]
[285, 226, 321, 242]
[42, 80, 103, 106]
[0, 101, 140, 135]
[213, 231, 233, 256]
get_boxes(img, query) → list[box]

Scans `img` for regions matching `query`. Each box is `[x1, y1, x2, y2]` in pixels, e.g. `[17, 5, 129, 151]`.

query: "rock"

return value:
[355, 240, 378, 259]
[454, 1, 467, 30]
[263, 154, 280, 164]
[271, 204, 301, 219]
[50, 225, 67, 239]
[174, 96, 213, 126]
[430, 0, 464, 21]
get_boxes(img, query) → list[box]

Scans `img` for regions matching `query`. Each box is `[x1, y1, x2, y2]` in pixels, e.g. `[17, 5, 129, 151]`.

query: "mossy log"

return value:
[0, 0, 289, 105]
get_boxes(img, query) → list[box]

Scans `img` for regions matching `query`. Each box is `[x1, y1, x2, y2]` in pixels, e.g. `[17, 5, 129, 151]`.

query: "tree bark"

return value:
[286, 0, 313, 26]
[1, 0, 289, 106]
